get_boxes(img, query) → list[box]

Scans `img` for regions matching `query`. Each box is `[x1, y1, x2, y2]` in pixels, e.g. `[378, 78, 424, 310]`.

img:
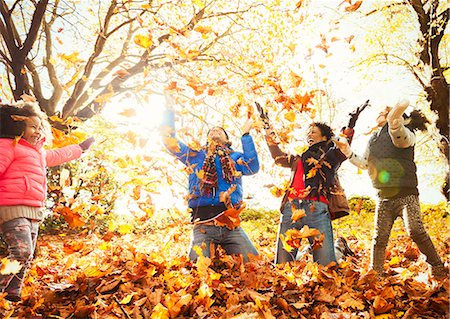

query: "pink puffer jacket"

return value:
[0, 138, 83, 207]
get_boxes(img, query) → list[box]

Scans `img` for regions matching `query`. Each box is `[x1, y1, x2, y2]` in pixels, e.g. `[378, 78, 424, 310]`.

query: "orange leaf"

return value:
[166, 81, 178, 91]
[113, 69, 130, 78]
[119, 108, 136, 117]
[345, 1, 362, 12]
[196, 169, 205, 180]
[291, 207, 306, 222]
[373, 296, 394, 315]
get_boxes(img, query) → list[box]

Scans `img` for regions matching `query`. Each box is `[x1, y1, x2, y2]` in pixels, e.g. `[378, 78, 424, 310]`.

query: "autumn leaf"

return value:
[134, 33, 153, 48]
[113, 69, 130, 78]
[345, 1, 362, 12]
[291, 207, 306, 222]
[55, 205, 86, 228]
[119, 108, 137, 117]
[306, 168, 317, 179]
[284, 110, 296, 122]
[151, 303, 170, 319]
[373, 296, 394, 314]
[166, 81, 178, 91]
[194, 26, 213, 34]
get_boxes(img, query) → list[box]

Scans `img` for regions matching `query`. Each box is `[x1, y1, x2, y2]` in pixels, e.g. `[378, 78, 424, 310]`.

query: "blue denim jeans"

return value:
[275, 199, 336, 266]
[0, 218, 39, 298]
[189, 225, 258, 262]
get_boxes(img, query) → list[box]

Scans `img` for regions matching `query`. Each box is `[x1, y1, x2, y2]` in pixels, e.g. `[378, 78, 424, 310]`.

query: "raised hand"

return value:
[242, 118, 253, 135]
[79, 137, 95, 151]
[387, 99, 409, 130]
[348, 99, 370, 129]
[255, 102, 270, 129]
[333, 135, 352, 157]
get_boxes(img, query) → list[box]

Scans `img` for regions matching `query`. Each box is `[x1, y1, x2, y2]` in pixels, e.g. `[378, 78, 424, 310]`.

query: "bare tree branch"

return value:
[22, 0, 49, 56]
[62, 0, 119, 117]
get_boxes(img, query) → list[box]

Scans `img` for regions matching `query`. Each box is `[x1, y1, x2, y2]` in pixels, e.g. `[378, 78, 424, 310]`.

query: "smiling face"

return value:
[22, 116, 42, 145]
[306, 125, 327, 146]
[207, 126, 229, 145]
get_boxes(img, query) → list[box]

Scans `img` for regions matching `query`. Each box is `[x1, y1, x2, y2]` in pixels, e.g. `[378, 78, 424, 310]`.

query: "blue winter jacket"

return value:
[162, 110, 259, 209]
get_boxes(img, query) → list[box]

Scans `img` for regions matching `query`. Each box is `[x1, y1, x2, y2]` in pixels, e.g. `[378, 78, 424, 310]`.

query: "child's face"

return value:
[23, 116, 42, 145]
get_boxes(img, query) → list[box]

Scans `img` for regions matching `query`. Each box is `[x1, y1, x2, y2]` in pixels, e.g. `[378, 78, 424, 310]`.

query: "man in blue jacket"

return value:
[161, 96, 259, 262]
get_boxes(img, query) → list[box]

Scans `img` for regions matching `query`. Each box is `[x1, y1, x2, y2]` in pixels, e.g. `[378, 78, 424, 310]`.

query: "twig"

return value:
[113, 295, 132, 319]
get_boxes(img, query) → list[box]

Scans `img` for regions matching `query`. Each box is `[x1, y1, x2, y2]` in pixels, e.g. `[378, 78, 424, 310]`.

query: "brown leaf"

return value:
[373, 296, 394, 314]
[74, 305, 95, 319]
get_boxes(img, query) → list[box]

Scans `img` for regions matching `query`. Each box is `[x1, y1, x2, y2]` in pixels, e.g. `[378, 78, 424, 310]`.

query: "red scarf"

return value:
[199, 145, 237, 196]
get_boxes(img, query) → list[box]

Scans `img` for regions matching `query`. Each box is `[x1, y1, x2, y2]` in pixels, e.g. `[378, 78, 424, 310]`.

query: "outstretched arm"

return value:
[387, 99, 415, 148]
[46, 144, 83, 167]
[334, 136, 369, 170]
[160, 96, 198, 165]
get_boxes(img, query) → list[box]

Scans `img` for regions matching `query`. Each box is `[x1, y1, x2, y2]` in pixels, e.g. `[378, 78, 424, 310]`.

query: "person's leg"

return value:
[0, 218, 36, 300]
[370, 198, 397, 273]
[302, 201, 336, 266]
[401, 195, 444, 271]
[188, 225, 220, 261]
[275, 201, 299, 264]
[220, 227, 258, 262]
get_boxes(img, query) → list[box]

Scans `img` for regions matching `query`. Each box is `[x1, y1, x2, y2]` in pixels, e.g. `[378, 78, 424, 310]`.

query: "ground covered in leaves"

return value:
[1, 203, 449, 319]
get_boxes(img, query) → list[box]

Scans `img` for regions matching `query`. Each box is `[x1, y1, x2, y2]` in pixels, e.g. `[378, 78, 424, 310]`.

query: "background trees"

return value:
[0, 0, 448, 200]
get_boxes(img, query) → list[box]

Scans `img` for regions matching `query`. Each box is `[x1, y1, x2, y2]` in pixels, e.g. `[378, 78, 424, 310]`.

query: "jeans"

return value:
[275, 199, 336, 266]
[189, 225, 258, 262]
[0, 218, 39, 297]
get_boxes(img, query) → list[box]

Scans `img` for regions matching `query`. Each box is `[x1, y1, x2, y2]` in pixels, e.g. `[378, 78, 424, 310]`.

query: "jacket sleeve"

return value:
[160, 109, 197, 166]
[45, 144, 83, 167]
[235, 134, 259, 175]
[0, 139, 14, 175]
[264, 131, 295, 168]
[389, 124, 416, 148]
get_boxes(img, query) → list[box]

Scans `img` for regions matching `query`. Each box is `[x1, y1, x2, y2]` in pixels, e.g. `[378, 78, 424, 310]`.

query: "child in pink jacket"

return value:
[0, 102, 94, 302]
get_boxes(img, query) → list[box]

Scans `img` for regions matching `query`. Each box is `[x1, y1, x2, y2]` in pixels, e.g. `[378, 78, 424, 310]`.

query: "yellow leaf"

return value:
[108, 220, 117, 232]
[192, 0, 205, 8]
[119, 224, 133, 235]
[284, 110, 296, 122]
[388, 256, 401, 266]
[151, 303, 170, 319]
[120, 293, 134, 305]
[134, 34, 153, 48]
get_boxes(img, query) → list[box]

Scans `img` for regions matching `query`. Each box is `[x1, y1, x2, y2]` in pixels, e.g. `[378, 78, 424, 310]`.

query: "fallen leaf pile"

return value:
[1, 207, 448, 318]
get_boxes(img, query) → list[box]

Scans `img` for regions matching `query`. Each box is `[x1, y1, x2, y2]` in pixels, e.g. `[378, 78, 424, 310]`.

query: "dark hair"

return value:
[0, 102, 50, 141]
[311, 122, 334, 141]
[0, 104, 35, 138]
[404, 110, 430, 132]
